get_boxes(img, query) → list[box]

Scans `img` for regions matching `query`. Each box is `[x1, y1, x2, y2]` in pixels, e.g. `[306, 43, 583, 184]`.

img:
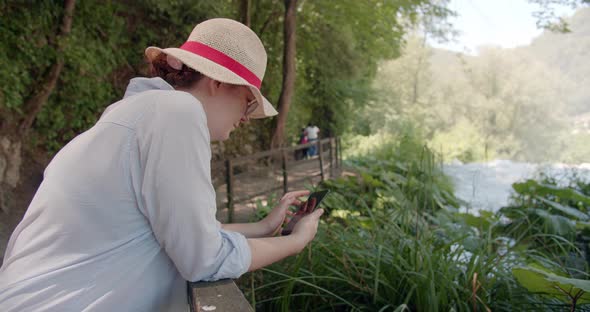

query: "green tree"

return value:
[0, 0, 77, 211]
[270, 0, 298, 148]
[366, 34, 571, 162]
[280, 0, 453, 142]
[529, 0, 590, 32]
[0, 0, 234, 211]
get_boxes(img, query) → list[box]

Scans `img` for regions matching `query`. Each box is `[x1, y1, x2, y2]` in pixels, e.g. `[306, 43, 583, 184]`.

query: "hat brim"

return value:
[146, 46, 278, 119]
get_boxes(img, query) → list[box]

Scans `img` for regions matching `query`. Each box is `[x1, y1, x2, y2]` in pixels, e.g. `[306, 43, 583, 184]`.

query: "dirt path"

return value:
[215, 157, 341, 223]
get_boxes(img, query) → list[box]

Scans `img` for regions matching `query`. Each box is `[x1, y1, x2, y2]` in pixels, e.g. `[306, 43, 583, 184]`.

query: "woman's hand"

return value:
[247, 206, 324, 271]
[291, 208, 324, 250]
[261, 190, 310, 236]
[246, 196, 324, 271]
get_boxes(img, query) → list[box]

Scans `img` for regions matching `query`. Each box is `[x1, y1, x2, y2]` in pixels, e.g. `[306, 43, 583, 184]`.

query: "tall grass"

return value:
[239, 135, 585, 311]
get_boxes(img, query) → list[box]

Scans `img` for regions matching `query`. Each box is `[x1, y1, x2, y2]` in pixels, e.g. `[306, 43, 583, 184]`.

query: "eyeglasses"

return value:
[244, 99, 258, 117]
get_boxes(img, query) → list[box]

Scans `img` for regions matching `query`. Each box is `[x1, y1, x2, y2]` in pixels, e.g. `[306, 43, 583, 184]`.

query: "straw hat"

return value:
[145, 18, 278, 119]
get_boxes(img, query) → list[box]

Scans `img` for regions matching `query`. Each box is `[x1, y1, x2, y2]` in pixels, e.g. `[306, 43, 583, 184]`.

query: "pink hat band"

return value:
[180, 41, 262, 89]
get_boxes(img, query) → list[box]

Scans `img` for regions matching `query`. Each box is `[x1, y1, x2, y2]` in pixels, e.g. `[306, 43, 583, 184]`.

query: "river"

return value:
[443, 159, 590, 213]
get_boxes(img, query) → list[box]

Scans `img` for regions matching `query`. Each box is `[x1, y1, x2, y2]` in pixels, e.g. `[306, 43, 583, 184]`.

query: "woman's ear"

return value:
[166, 55, 183, 70]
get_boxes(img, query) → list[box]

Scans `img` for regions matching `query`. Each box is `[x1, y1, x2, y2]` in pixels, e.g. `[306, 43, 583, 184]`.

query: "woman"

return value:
[0, 18, 323, 311]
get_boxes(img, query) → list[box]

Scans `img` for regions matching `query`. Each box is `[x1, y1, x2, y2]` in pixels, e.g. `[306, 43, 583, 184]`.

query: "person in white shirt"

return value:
[0, 18, 323, 311]
[304, 123, 320, 156]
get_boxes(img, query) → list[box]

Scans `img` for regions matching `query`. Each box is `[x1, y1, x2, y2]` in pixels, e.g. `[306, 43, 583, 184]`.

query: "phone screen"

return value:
[281, 190, 330, 235]
[301, 190, 330, 213]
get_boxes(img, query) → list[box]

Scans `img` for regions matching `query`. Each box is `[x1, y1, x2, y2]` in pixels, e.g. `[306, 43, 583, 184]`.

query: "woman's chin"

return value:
[220, 132, 232, 142]
[209, 132, 230, 142]
[210, 126, 235, 142]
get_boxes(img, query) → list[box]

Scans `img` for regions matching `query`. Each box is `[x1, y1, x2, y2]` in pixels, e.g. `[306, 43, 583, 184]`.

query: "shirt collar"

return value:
[123, 77, 174, 98]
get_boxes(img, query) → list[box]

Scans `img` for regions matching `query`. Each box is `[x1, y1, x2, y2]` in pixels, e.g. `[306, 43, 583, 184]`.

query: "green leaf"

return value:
[513, 180, 590, 206]
[530, 208, 576, 237]
[513, 266, 590, 304]
[536, 196, 589, 221]
[457, 213, 492, 231]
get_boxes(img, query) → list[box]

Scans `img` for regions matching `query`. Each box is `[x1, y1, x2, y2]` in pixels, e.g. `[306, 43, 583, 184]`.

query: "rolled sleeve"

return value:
[202, 229, 252, 281]
[131, 91, 251, 282]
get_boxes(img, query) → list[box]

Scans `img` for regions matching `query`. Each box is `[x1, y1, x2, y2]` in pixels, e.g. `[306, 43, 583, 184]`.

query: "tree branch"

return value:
[258, 9, 281, 37]
[19, 0, 76, 135]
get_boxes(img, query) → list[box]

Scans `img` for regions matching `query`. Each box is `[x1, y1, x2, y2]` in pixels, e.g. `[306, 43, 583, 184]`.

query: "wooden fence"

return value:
[215, 137, 342, 223]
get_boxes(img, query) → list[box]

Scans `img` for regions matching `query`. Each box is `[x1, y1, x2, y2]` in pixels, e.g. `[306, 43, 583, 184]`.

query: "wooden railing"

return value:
[216, 137, 342, 223]
[188, 279, 253, 312]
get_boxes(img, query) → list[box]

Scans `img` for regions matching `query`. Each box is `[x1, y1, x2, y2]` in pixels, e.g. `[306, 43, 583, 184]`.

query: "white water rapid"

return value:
[443, 160, 590, 213]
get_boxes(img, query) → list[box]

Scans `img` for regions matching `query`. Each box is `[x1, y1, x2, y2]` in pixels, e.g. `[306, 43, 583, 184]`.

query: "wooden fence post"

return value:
[226, 159, 234, 223]
[282, 149, 288, 195]
[334, 137, 339, 168]
[318, 140, 324, 181]
[329, 138, 334, 178]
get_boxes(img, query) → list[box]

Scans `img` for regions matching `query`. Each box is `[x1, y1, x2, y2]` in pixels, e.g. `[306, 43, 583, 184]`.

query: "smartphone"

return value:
[281, 190, 330, 235]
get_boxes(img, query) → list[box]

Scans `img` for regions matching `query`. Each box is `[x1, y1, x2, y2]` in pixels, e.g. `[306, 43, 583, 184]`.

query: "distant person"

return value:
[296, 127, 309, 160]
[0, 18, 324, 311]
[305, 123, 320, 157]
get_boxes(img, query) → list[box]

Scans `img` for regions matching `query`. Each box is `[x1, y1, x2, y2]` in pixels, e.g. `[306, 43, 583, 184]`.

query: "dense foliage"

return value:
[0, 0, 451, 156]
[243, 136, 590, 311]
[0, 0, 233, 151]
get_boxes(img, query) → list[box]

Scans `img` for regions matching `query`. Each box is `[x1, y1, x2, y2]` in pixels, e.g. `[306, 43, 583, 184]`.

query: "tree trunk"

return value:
[1, 0, 76, 212]
[0, 136, 22, 212]
[270, 0, 297, 148]
[19, 0, 76, 135]
[239, 0, 251, 27]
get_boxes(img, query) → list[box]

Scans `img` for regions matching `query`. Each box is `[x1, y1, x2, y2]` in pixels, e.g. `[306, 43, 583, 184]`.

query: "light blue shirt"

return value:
[0, 78, 251, 311]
